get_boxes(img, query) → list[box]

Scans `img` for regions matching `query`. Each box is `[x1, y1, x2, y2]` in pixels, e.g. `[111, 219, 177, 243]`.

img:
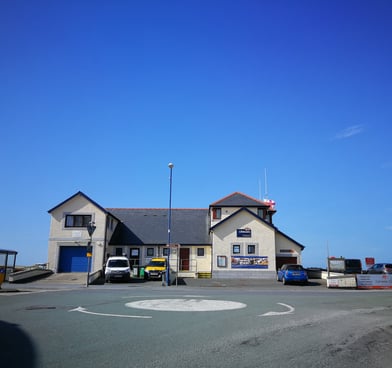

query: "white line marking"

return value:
[260, 303, 295, 316]
[69, 306, 152, 319]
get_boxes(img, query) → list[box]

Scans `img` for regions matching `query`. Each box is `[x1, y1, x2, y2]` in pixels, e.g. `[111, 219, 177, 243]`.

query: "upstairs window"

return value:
[212, 208, 222, 219]
[65, 214, 92, 228]
[232, 244, 241, 254]
[247, 244, 256, 254]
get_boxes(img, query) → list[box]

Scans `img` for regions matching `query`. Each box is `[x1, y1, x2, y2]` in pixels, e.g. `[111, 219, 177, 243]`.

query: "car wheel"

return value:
[282, 277, 286, 285]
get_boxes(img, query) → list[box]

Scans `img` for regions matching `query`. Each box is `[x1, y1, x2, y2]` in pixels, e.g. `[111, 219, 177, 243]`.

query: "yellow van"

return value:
[144, 257, 167, 280]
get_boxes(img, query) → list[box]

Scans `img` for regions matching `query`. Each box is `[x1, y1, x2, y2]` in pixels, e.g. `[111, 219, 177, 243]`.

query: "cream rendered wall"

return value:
[167, 245, 212, 274]
[212, 211, 276, 277]
[275, 233, 303, 264]
[48, 194, 108, 273]
[191, 246, 211, 273]
[210, 207, 245, 226]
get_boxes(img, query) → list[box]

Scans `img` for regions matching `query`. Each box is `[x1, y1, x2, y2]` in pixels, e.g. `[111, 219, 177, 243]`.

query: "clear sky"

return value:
[1, 0, 391, 268]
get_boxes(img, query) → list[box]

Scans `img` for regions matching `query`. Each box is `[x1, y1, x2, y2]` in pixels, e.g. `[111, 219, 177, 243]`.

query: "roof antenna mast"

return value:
[264, 168, 268, 201]
[262, 168, 275, 209]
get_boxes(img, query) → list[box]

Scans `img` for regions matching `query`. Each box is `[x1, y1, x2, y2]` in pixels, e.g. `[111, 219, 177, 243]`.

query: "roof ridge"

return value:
[210, 191, 268, 206]
[106, 207, 208, 210]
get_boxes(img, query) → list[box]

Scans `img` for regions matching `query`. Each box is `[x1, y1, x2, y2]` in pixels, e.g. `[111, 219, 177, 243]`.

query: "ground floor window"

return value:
[197, 248, 205, 257]
[217, 255, 227, 267]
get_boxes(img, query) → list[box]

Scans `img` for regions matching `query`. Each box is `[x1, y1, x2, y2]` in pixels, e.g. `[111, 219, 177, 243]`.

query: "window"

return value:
[248, 244, 256, 254]
[115, 248, 123, 256]
[65, 214, 92, 228]
[257, 208, 264, 218]
[146, 248, 154, 257]
[232, 244, 241, 254]
[212, 208, 221, 219]
[163, 247, 169, 256]
[217, 256, 227, 267]
[197, 248, 205, 257]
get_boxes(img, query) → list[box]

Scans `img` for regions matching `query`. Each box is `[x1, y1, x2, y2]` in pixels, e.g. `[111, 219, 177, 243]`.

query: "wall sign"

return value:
[237, 228, 251, 237]
[231, 256, 268, 269]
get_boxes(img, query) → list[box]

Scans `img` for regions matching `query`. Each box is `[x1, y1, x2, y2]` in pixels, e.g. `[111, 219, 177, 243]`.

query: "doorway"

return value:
[180, 248, 190, 271]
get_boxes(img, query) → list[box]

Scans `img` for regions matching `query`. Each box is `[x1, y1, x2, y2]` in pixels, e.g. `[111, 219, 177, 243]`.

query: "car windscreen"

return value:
[286, 265, 304, 271]
[108, 260, 129, 267]
[147, 261, 165, 267]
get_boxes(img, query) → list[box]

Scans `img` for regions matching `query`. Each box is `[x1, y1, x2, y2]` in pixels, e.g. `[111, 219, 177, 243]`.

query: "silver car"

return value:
[366, 263, 392, 274]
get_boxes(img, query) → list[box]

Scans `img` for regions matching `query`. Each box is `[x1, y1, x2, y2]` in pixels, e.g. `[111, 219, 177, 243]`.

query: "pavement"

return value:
[0, 272, 327, 292]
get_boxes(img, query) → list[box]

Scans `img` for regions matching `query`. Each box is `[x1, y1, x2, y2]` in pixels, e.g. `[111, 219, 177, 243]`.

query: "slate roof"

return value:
[210, 192, 271, 208]
[108, 208, 211, 246]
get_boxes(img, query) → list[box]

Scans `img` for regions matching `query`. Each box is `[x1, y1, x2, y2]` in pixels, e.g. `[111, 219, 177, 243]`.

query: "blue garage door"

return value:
[58, 246, 89, 272]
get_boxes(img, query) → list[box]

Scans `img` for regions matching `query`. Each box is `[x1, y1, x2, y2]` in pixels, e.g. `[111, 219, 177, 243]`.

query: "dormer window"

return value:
[212, 208, 222, 219]
[257, 208, 264, 218]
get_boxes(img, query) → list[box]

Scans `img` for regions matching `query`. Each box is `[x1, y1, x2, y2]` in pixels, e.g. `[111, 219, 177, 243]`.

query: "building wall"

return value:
[47, 193, 303, 278]
[105, 244, 212, 276]
[48, 194, 107, 273]
[211, 211, 277, 279]
[275, 232, 303, 264]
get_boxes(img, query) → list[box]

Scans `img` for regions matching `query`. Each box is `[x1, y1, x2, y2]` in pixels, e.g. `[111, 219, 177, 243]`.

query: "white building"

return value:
[47, 191, 304, 279]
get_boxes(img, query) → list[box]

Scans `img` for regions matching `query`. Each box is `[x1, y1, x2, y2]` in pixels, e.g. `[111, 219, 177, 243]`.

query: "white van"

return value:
[104, 256, 131, 282]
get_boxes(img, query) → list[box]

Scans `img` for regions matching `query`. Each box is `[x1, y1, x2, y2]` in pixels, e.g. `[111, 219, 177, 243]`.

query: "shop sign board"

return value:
[231, 256, 268, 268]
[237, 228, 251, 237]
[356, 274, 392, 289]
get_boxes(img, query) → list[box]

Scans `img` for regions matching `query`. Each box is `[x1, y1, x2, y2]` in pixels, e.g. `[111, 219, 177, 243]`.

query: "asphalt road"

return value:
[1, 280, 391, 368]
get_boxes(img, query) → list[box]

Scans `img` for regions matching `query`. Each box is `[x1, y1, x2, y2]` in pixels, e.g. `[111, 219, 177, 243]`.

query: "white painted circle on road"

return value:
[126, 299, 247, 312]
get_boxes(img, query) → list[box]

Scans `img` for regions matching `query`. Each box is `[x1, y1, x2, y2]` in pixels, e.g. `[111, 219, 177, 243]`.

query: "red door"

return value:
[180, 248, 190, 271]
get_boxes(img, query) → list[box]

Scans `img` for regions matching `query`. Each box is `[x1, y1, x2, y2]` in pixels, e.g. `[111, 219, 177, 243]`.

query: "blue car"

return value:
[277, 264, 308, 285]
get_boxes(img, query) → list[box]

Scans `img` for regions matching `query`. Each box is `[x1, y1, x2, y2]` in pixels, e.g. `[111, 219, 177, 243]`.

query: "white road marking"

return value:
[126, 299, 247, 312]
[69, 306, 152, 319]
[260, 303, 295, 316]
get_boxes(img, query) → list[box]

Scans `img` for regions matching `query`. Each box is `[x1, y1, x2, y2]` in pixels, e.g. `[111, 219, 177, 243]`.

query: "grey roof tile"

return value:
[210, 192, 270, 207]
[108, 208, 211, 246]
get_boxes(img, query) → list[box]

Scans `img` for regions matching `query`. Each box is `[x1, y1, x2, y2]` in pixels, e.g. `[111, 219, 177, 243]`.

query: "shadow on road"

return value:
[0, 321, 37, 367]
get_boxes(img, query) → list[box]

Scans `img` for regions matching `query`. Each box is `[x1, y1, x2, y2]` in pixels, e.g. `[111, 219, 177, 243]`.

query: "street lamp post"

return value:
[86, 221, 96, 287]
[166, 162, 174, 286]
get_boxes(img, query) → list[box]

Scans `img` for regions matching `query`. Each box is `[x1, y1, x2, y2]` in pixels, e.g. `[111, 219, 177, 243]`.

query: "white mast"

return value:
[264, 168, 268, 201]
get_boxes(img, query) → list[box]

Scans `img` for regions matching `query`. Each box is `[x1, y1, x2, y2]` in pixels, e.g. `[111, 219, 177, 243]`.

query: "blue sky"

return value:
[1, 0, 392, 268]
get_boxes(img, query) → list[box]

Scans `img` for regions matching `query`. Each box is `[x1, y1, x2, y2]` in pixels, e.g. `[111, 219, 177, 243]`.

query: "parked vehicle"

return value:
[104, 256, 131, 282]
[277, 264, 308, 285]
[144, 257, 167, 280]
[366, 263, 392, 274]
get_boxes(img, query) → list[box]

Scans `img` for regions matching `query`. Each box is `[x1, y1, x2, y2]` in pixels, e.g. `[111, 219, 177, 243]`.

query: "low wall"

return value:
[326, 275, 357, 288]
[212, 270, 276, 279]
[356, 274, 392, 289]
[325, 273, 392, 289]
